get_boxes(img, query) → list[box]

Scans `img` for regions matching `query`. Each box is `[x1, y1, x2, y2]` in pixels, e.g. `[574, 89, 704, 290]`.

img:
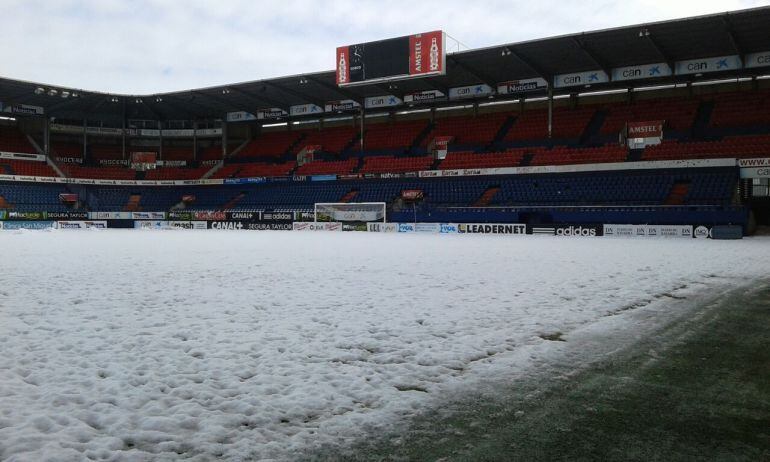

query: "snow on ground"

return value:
[0, 230, 768, 461]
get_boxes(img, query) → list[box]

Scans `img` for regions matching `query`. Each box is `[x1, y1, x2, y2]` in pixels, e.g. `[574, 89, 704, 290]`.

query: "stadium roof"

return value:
[2, 6, 770, 123]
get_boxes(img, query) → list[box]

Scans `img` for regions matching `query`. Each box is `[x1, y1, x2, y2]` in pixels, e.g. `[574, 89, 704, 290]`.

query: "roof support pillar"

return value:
[83, 117, 88, 163]
[222, 116, 228, 159]
[192, 120, 198, 161]
[158, 120, 163, 161]
[547, 87, 553, 140]
[122, 101, 127, 160]
[42, 117, 50, 157]
[359, 105, 365, 153]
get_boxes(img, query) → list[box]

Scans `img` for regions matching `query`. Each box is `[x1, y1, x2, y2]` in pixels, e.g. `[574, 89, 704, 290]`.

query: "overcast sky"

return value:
[1, 0, 766, 95]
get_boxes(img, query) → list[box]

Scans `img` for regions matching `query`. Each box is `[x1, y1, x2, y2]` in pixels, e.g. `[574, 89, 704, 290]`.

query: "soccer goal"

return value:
[314, 202, 387, 223]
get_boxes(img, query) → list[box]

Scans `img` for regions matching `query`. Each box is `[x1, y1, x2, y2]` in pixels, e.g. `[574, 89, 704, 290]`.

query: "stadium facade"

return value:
[1, 7, 769, 235]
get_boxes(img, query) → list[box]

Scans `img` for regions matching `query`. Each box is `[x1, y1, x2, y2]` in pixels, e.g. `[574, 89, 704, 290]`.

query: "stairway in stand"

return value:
[665, 181, 691, 205]
[124, 194, 141, 211]
[339, 189, 359, 203]
[222, 192, 246, 210]
[473, 187, 500, 206]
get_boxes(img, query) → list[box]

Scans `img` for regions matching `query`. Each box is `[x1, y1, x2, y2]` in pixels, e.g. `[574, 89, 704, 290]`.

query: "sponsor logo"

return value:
[292, 222, 342, 231]
[209, 221, 244, 230]
[167, 221, 207, 230]
[57, 221, 108, 229]
[458, 223, 526, 234]
[8, 211, 46, 220]
[398, 223, 415, 233]
[531, 227, 555, 235]
[694, 226, 710, 239]
[0, 221, 54, 230]
[247, 223, 293, 231]
[134, 221, 168, 229]
[132, 212, 166, 220]
[168, 212, 193, 220]
[228, 212, 257, 220]
[194, 211, 226, 221]
[367, 223, 398, 233]
[262, 212, 293, 222]
[47, 212, 89, 219]
[555, 226, 597, 237]
[439, 223, 458, 234]
[415, 223, 440, 233]
[342, 223, 368, 232]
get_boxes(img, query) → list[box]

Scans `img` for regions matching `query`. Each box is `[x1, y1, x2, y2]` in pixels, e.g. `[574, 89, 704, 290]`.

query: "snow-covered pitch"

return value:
[1, 230, 768, 460]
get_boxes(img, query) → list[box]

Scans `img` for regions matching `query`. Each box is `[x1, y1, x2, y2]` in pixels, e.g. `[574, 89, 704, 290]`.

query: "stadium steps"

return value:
[124, 194, 142, 212]
[664, 181, 691, 205]
[627, 148, 644, 162]
[226, 139, 251, 159]
[341, 132, 361, 154]
[473, 187, 500, 206]
[351, 156, 365, 173]
[286, 132, 308, 155]
[580, 110, 608, 145]
[339, 189, 359, 203]
[46, 158, 66, 177]
[692, 101, 715, 139]
[0, 195, 12, 209]
[222, 192, 246, 210]
[519, 152, 535, 167]
[409, 122, 435, 153]
[489, 115, 518, 147]
[202, 161, 223, 179]
[25, 134, 44, 155]
[429, 157, 442, 170]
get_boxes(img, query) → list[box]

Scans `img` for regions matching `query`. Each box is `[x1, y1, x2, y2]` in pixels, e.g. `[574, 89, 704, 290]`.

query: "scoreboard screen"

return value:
[337, 31, 445, 86]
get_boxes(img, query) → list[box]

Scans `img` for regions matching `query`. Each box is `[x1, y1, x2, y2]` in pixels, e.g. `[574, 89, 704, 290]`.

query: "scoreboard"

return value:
[336, 31, 445, 86]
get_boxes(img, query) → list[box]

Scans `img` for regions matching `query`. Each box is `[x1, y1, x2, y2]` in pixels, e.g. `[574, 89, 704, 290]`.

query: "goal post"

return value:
[314, 202, 387, 223]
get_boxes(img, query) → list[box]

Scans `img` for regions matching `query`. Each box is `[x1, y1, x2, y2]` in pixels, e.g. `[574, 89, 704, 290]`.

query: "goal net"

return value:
[314, 202, 387, 223]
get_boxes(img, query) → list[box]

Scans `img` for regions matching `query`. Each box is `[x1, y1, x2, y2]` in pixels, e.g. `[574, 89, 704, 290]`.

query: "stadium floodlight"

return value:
[314, 203, 386, 224]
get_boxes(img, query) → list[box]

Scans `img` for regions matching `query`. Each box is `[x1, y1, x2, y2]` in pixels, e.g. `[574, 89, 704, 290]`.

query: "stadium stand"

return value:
[0, 159, 59, 177]
[363, 120, 429, 152]
[1, 7, 768, 230]
[0, 125, 37, 154]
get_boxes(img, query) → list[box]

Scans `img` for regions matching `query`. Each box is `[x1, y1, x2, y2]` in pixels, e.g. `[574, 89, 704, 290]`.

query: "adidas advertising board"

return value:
[458, 223, 525, 234]
[529, 225, 602, 236]
[261, 212, 294, 222]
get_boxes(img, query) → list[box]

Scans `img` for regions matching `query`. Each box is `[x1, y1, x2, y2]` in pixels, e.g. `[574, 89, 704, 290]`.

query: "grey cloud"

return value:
[0, 0, 764, 94]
